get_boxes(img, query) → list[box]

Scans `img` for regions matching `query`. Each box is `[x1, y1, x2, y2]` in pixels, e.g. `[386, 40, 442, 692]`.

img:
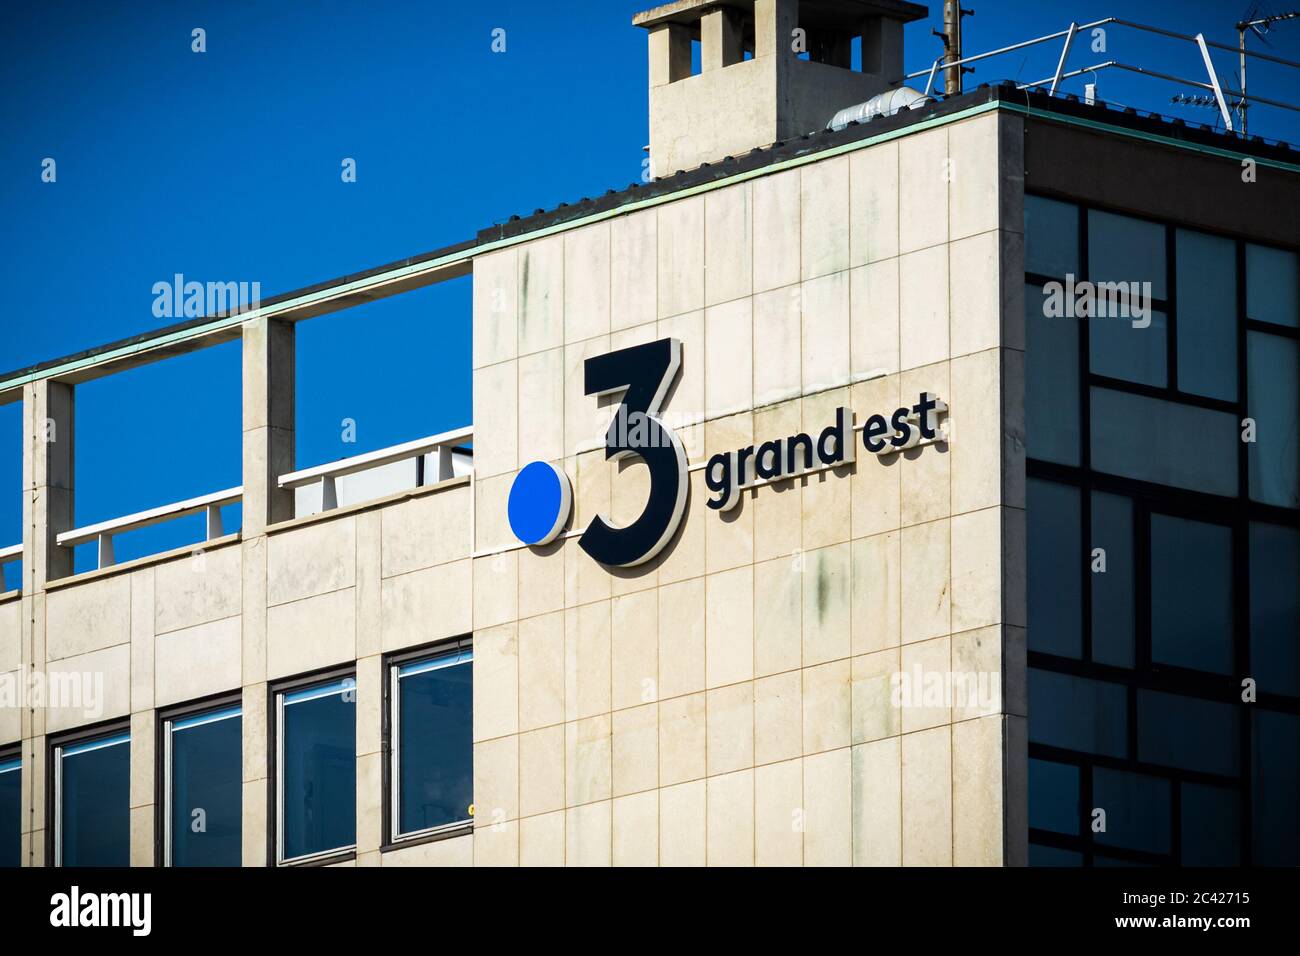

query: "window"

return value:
[1027, 669, 1127, 758]
[1089, 307, 1167, 387]
[275, 675, 356, 864]
[1025, 195, 1079, 279]
[1088, 209, 1167, 299]
[53, 728, 130, 867]
[1025, 194, 1299, 867]
[1247, 332, 1299, 509]
[1252, 710, 1300, 865]
[1091, 767, 1171, 855]
[1028, 758, 1079, 835]
[388, 642, 473, 843]
[1025, 284, 1080, 465]
[1246, 243, 1298, 328]
[163, 702, 241, 866]
[1090, 387, 1238, 497]
[1180, 782, 1240, 865]
[1029, 844, 1083, 866]
[1, 750, 19, 868]
[1137, 690, 1239, 777]
[1250, 522, 1300, 698]
[1150, 514, 1234, 675]
[1089, 491, 1134, 668]
[1175, 229, 1237, 400]
[1027, 479, 1082, 658]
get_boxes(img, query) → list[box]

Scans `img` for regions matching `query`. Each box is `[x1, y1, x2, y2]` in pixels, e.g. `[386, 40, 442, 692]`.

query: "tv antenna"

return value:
[1236, 4, 1300, 134]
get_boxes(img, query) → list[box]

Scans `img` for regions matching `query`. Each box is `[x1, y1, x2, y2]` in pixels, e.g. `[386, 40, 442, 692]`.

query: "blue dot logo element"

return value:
[508, 461, 572, 546]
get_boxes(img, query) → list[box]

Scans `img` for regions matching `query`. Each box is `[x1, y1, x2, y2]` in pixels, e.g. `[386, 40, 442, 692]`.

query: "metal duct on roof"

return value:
[827, 86, 932, 130]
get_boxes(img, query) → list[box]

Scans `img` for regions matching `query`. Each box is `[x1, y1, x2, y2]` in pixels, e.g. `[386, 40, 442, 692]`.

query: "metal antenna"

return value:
[1236, 6, 1300, 134]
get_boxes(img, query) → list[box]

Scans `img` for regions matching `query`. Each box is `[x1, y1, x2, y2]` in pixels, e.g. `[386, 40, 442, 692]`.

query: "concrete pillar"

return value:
[862, 16, 904, 79]
[648, 23, 692, 86]
[755, 0, 798, 60]
[240, 317, 291, 866]
[701, 8, 743, 72]
[241, 317, 295, 538]
[17, 380, 68, 866]
[242, 683, 269, 866]
[21, 380, 74, 588]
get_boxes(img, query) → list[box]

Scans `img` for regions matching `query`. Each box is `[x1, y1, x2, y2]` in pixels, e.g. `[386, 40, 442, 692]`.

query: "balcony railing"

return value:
[279, 426, 472, 517]
[56, 486, 242, 571]
[13, 428, 472, 577]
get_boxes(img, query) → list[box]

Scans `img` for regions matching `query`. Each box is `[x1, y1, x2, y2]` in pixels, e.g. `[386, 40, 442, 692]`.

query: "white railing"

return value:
[278, 426, 473, 514]
[906, 16, 1300, 133]
[56, 486, 242, 570]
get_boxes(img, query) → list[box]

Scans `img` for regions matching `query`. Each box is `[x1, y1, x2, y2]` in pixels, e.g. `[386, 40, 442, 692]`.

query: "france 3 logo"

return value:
[507, 338, 688, 568]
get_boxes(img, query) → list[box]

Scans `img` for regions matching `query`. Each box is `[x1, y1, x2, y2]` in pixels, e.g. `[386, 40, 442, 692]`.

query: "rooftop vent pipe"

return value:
[827, 86, 932, 131]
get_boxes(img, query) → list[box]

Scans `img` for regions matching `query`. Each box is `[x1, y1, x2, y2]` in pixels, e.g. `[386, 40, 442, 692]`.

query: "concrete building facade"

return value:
[1, 0, 1296, 868]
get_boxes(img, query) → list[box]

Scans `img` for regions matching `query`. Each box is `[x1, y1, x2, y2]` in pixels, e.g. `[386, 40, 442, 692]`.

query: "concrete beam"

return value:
[242, 318, 296, 537]
[22, 380, 74, 587]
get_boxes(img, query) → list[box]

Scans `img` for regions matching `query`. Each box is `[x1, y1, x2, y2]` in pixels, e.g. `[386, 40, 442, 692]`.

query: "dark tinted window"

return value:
[168, 706, 241, 866]
[1090, 492, 1134, 668]
[279, 679, 355, 862]
[0, 756, 18, 867]
[1089, 209, 1167, 299]
[1024, 196, 1079, 279]
[1090, 387, 1238, 497]
[1089, 308, 1167, 387]
[1028, 669, 1127, 758]
[1175, 229, 1237, 401]
[1252, 710, 1300, 866]
[58, 732, 130, 867]
[1180, 782, 1240, 865]
[1247, 332, 1299, 509]
[1029, 758, 1079, 835]
[1250, 521, 1300, 698]
[395, 649, 473, 837]
[1027, 479, 1082, 658]
[1150, 515, 1234, 674]
[1025, 284, 1080, 465]
[1029, 844, 1082, 866]
[1092, 767, 1170, 855]
[1246, 243, 1298, 328]
[1137, 690, 1239, 777]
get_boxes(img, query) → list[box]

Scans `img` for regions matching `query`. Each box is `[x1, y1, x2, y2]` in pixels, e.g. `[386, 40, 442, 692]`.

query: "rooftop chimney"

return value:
[634, 0, 929, 178]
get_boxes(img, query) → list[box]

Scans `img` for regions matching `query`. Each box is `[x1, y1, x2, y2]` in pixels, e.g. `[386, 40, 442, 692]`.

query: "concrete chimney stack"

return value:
[635, 0, 928, 179]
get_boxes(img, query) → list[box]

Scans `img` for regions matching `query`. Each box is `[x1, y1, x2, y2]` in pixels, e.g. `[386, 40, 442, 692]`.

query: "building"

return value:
[0, 0, 1296, 868]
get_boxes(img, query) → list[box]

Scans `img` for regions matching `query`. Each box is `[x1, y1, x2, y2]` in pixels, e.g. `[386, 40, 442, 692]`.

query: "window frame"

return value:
[1024, 192, 1300, 867]
[156, 691, 243, 868]
[268, 665, 358, 868]
[382, 636, 474, 851]
[46, 719, 131, 868]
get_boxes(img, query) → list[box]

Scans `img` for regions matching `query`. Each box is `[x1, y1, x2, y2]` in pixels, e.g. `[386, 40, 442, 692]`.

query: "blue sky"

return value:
[1, 0, 1297, 581]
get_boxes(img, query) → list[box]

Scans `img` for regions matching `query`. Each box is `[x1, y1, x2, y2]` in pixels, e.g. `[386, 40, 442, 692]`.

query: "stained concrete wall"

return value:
[1, 107, 1027, 868]
[470, 108, 1028, 865]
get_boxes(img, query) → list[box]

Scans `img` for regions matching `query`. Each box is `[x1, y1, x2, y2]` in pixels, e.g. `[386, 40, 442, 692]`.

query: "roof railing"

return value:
[0, 544, 21, 572]
[278, 425, 473, 513]
[905, 16, 1300, 134]
[56, 486, 241, 571]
